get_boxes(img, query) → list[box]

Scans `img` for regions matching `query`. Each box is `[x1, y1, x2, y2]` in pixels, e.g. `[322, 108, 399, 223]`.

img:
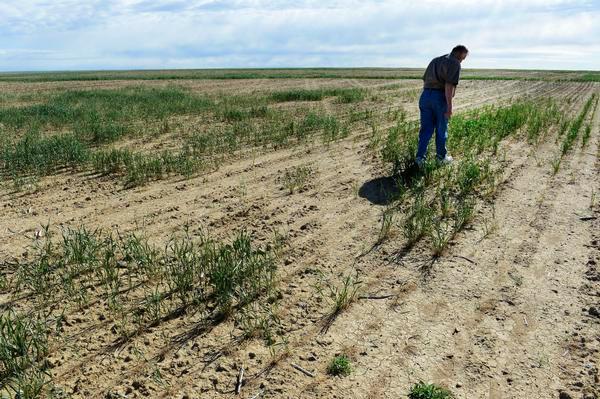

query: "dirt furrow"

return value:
[241, 84, 598, 398]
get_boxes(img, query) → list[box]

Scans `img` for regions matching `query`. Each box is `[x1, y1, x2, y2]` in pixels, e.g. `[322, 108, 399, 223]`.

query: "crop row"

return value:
[552, 93, 598, 174]
[0, 85, 377, 142]
[1, 225, 280, 397]
[0, 87, 212, 142]
[378, 97, 565, 255]
[1, 108, 357, 190]
[270, 87, 366, 103]
[0, 85, 378, 189]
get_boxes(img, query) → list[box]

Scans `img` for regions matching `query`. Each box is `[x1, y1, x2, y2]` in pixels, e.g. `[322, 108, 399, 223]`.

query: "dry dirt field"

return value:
[0, 70, 599, 399]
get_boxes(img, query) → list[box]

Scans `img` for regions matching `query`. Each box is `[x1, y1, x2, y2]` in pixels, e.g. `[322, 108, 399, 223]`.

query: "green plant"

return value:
[143, 286, 165, 322]
[271, 89, 325, 102]
[8, 367, 49, 399]
[270, 87, 365, 103]
[402, 191, 433, 246]
[430, 219, 452, 257]
[377, 208, 395, 244]
[1, 131, 89, 176]
[329, 273, 361, 316]
[327, 355, 352, 376]
[119, 231, 160, 278]
[453, 197, 476, 232]
[438, 186, 452, 218]
[0, 86, 212, 139]
[409, 382, 454, 399]
[0, 310, 50, 396]
[381, 119, 419, 175]
[217, 105, 269, 122]
[10, 223, 279, 346]
[165, 233, 199, 306]
[558, 119, 570, 137]
[335, 88, 365, 104]
[378, 99, 540, 255]
[0, 83, 374, 188]
[13, 225, 55, 300]
[281, 165, 312, 194]
[91, 148, 202, 188]
[481, 205, 498, 239]
[367, 121, 382, 150]
[207, 231, 276, 316]
[550, 157, 561, 175]
[236, 303, 281, 345]
[581, 123, 593, 147]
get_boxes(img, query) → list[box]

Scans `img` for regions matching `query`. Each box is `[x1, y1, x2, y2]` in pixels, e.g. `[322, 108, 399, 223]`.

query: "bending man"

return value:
[416, 45, 468, 167]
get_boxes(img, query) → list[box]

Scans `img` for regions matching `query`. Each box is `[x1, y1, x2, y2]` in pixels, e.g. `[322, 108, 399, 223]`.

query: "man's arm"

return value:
[444, 83, 455, 118]
[444, 58, 460, 118]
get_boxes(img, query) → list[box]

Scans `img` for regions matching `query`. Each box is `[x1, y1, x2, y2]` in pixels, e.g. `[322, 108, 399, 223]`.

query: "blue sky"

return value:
[0, 0, 598, 72]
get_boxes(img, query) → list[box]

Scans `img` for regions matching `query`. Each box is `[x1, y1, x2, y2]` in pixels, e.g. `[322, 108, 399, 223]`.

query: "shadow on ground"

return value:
[359, 176, 399, 205]
[359, 162, 421, 205]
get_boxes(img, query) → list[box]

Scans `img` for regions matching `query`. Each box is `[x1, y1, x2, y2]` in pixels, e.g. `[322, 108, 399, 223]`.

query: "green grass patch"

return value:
[1, 131, 89, 176]
[91, 148, 200, 188]
[409, 382, 454, 399]
[271, 89, 326, 102]
[270, 87, 365, 103]
[0, 86, 213, 143]
[335, 88, 365, 103]
[580, 73, 600, 82]
[0, 310, 50, 398]
[0, 83, 358, 188]
[581, 95, 598, 148]
[327, 355, 352, 376]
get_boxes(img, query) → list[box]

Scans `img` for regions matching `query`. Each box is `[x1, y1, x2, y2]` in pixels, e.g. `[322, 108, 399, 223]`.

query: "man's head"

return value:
[451, 45, 469, 63]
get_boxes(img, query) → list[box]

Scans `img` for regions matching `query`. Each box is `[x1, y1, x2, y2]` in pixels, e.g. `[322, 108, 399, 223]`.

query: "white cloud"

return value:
[0, 0, 598, 71]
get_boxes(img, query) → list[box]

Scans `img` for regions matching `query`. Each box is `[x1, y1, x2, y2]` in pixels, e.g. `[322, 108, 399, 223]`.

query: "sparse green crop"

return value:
[0, 71, 595, 399]
[560, 94, 595, 155]
[281, 165, 312, 194]
[270, 87, 366, 103]
[8, 224, 278, 341]
[380, 98, 564, 256]
[0, 310, 50, 398]
[1, 131, 89, 176]
[550, 93, 597, 173]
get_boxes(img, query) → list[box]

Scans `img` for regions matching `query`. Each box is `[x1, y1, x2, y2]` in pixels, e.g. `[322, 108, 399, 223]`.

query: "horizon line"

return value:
[0, 66, 598, 74]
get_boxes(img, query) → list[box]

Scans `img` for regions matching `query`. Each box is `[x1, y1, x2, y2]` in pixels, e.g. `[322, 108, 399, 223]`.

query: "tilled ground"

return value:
[0, 78, 598, 399]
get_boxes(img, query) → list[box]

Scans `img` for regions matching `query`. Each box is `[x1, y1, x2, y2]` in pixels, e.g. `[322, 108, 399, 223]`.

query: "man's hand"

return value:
[444, 105, 453, 119]
[444, 83, 455, 119]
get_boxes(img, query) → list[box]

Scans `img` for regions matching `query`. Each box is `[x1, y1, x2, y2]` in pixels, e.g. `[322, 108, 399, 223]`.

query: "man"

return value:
[416, 45, 468, 167]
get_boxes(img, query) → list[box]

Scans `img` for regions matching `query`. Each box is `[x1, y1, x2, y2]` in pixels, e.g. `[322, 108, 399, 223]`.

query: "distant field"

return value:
[0, 71, 599, 398]
[0, 67, 598, 82]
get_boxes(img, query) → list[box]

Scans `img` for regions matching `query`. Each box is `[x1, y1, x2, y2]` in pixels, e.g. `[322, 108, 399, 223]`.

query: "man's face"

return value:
[457, 52, 468, 63]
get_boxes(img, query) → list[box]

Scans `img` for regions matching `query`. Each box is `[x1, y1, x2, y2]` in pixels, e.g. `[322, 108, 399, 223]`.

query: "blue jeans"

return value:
[416, 88, 448, 163]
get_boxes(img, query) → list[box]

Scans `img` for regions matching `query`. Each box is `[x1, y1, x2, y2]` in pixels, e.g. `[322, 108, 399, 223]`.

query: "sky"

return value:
[0, 0, 599, 72]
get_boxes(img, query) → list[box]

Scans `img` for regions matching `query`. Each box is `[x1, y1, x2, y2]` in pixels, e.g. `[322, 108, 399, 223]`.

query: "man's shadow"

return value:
[359, 161, 421, 205]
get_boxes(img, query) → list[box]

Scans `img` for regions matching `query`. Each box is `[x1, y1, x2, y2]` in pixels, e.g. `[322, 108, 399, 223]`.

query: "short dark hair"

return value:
[451, 45, 469, 55]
